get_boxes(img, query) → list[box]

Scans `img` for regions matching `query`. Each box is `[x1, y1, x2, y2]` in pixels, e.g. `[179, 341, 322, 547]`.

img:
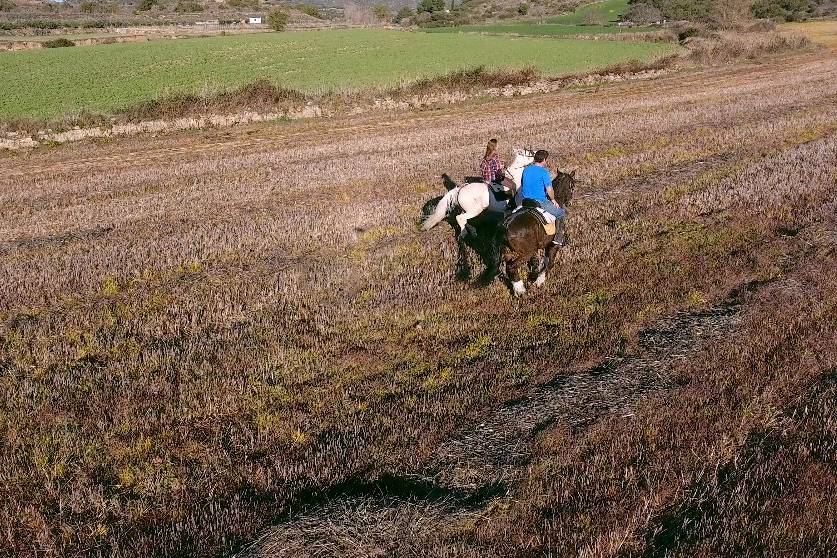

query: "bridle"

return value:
[503, 148, 535, 183]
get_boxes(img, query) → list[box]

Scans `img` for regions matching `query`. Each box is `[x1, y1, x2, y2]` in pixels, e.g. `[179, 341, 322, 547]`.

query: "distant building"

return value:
[247, 17, 262, 25]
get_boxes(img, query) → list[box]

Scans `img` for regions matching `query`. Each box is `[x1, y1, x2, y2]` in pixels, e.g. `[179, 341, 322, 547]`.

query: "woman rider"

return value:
[479, 138, 505, 185]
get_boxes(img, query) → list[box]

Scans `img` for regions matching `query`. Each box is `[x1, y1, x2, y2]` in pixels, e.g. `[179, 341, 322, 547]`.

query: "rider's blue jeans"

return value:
[539, 201, 566, 221]
[514, 192, 566, 220]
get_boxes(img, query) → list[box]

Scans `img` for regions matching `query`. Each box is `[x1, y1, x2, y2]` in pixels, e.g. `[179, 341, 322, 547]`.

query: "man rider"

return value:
[519, 149, 566, 221]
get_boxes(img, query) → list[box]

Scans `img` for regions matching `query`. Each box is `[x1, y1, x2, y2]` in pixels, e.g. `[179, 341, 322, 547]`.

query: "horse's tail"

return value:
[421, 187, 459, 231]
[498, 212, 519, 261]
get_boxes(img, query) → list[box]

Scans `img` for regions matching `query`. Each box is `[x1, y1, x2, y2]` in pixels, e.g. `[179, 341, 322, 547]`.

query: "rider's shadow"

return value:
[420, 174, 501, 286]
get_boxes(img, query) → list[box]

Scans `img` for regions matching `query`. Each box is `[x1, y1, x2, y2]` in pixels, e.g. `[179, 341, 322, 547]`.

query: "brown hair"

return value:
[483, 138, 498, 160]
[534, 149, 549, 163]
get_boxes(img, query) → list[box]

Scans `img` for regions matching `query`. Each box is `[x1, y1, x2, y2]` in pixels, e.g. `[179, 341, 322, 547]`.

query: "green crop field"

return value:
[425, 0, 653, 37]
[547, 0, 632, 24]
[424, 22, 654, 36]
[0, 28, 672, 120]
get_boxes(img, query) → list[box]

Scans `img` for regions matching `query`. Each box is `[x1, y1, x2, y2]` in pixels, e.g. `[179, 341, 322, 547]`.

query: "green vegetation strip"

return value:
[547, 0, 633, 24]
[425, 0, 653, 36]
[0, 28, 672, 119]
[423, 22, 654, 36]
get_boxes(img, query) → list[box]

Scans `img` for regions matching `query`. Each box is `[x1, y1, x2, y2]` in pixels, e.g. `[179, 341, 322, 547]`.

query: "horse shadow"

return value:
[420, 174, 503, 287]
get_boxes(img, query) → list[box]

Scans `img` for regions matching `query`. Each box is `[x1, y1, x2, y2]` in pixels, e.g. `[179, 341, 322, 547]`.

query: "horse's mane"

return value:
[552, 171, 576, 207]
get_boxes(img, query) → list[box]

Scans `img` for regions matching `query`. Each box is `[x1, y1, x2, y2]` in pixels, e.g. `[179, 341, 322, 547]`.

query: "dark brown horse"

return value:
[498, 169, 575, 295]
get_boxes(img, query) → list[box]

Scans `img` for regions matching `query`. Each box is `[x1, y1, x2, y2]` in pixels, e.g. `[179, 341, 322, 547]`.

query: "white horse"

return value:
[421, 148, 534, 237]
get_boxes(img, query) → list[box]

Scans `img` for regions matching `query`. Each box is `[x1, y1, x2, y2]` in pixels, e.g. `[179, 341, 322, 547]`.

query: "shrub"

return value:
[413, 10, 432, 24]
[80, 0, 95, 13]
[583, 11, 605, 25]
[267, 8, 289, 31]
[295, 2, 323, 18]
[517, 2, 529, 15]
[137, 0, 163, 10]
[752, 0, 819, 21]
[174, 0, 203, 12]
[225, 0, 258, 8]
[0, 0, 14, 11]
[637, 0, 713, 21]
[417, 0, 444, 14]
[623, 2, 663, 23]
[393, 5, 414, 22]
[685, 31, 811, 63]
[43, 38, 76, 48]
[371, 4, 390, 21]
[415, 9, 455, 26]
[678, 26, 701, 42]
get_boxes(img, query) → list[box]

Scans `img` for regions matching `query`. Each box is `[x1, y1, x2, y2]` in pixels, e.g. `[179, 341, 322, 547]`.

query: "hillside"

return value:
[639, 0, 837, 22]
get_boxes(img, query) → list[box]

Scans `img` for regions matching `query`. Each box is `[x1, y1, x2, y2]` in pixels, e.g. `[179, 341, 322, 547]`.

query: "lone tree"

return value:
[623, 2, 663, 23]
[267, 8, 289, 30]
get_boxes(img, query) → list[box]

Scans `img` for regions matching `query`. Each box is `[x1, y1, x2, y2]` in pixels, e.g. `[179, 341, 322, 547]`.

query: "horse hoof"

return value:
[512, 280, 526, 296]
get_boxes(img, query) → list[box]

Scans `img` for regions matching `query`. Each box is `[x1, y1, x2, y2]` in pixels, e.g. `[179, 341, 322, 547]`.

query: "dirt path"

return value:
[237, 305, 740, 557]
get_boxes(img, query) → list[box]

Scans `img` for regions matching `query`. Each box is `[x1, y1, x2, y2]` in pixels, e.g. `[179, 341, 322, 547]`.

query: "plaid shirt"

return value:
[480, 153, 503, 183]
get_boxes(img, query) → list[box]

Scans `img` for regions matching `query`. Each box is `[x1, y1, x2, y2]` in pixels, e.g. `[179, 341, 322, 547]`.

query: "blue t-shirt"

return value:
[520, 165, 552, 202]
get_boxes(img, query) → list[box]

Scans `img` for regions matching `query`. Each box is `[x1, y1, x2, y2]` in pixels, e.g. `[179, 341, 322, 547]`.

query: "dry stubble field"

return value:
[1, 47, 836, 557]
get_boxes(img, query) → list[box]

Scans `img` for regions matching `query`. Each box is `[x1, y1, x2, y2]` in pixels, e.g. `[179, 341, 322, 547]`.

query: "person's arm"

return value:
[544, 171, 559, 205]
[546, 186, 558, 204]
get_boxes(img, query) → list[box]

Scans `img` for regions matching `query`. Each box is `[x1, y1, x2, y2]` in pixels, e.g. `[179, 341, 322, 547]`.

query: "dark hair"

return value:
[534, 149, 549, 163]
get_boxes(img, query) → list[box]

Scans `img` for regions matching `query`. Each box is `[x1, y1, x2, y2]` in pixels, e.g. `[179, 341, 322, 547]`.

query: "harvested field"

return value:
[1, 45, 836, 558]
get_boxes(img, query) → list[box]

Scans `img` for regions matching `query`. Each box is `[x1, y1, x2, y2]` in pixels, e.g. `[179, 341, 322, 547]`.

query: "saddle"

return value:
[487, 178, 515, 202]
[513, 200, 557, 236]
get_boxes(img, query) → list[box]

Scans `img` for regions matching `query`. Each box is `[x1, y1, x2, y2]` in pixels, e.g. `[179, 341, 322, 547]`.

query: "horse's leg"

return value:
[455, 238, 471, 282]
[455, 185, 489, 240]
[455, 209, 482, 240]
[553, 220, 569, 247]
[534, 243, 561, 288]
[507, 257, 527, 296]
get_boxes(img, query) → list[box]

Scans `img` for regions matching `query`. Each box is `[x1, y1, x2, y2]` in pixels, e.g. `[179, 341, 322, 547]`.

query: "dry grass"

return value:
[119, 79, 307, 123]
[684, 31, 813, 63]
[0, 50, 835, 557]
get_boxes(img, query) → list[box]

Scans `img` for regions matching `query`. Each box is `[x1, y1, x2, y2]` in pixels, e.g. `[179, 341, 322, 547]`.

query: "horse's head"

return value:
[553, 168, 577, 207]
[512, 147, 536, 161]
[507, 148, 535, 187]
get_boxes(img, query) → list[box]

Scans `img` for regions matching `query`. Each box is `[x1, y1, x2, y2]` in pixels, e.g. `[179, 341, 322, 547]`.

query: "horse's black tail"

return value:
[497, 215, 518, 262]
